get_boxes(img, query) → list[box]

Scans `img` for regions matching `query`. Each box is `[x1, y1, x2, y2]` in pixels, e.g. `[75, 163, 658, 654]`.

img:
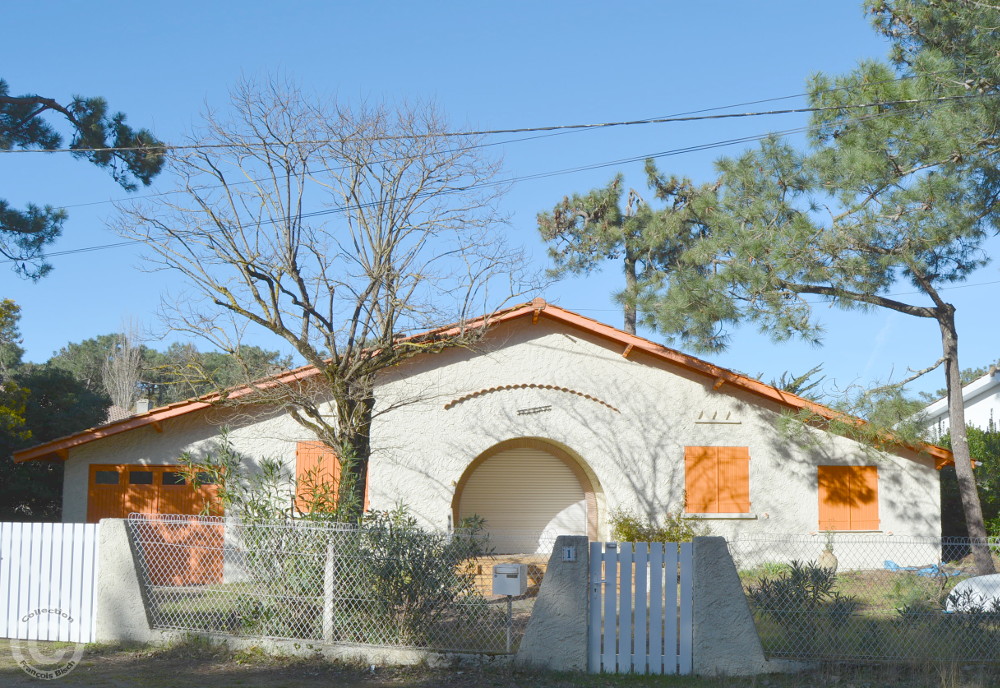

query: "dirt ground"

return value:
[3, 640, 1000, 688]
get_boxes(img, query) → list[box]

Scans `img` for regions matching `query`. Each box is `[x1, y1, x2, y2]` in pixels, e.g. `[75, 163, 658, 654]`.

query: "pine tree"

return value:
[0, 79, 164, 279]
[639, 5, 1000, 573]
[537, 159, 711, 334]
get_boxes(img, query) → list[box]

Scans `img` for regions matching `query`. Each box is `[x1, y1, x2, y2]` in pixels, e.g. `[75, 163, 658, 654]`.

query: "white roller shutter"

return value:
[458, 446, 587, 553]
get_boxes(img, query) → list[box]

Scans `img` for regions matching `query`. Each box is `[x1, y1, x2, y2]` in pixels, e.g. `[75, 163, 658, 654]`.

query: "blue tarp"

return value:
[884, 559, 961, 578]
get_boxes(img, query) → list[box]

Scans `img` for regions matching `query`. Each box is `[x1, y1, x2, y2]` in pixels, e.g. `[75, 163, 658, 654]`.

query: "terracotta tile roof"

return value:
[12, 298, 953, 467]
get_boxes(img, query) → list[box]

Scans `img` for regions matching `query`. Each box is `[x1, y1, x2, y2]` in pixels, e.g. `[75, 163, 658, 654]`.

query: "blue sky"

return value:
[3, 1, 997, 401]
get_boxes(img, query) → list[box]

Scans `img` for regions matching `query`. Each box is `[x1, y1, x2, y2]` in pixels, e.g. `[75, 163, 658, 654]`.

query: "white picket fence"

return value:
[0, 522, 101, 643]
[588, 541, 693, 674]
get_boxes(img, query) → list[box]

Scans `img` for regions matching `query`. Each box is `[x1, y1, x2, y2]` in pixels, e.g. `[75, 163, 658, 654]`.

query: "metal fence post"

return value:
[322, 542, 335, 642]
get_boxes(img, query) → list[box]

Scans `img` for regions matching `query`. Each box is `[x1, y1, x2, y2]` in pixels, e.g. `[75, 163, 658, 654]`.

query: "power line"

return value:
[44, 70, 960, 213]
[1, 92, 988, 157]
[0, 120, 839, 264]
[2, 90, 979, 265]
[49, 128, 586, 212]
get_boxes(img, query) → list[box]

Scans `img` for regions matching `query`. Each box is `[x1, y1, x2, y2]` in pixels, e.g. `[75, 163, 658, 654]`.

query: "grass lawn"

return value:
[3, 640, 1000, 688]
[146, 572, 528, 652]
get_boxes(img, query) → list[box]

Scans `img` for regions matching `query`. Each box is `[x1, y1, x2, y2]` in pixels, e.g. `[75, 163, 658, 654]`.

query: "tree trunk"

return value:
[336, 391, 374, 522]
[938, 307, 995, 575]
[623, 252, 637, 335]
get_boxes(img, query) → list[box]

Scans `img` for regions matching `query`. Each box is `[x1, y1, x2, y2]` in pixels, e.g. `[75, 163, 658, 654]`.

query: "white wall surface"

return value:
[369, 318, 941, 542]
[922, 370, 1000, 440]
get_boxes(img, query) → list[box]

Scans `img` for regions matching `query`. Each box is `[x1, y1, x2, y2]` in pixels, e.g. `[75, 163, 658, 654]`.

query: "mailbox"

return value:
[492, 563, 528, 596]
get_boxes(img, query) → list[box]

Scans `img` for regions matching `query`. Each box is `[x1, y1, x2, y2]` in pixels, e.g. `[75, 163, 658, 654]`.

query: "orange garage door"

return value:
[87, 464, 223, 585]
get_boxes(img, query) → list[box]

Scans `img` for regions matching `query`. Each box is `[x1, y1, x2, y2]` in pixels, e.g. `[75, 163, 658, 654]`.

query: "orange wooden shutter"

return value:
[295, 441, 340, 513]
[819, 466, 879, 530]
[850, 466, 880, 530]
[818, 466, 852, 530]
[364, 463, 370, 512]
[717, 447, 751, 513]
[685, 447, 751, 514]
[685, 447, 719, 513]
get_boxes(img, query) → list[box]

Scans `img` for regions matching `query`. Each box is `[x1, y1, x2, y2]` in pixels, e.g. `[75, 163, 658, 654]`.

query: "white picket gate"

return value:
[0, 522, 101, 643]
[588, 541, 693, 674]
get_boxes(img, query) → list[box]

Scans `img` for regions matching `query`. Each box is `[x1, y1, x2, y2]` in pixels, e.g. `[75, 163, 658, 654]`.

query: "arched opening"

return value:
[452, 438, 600, 553]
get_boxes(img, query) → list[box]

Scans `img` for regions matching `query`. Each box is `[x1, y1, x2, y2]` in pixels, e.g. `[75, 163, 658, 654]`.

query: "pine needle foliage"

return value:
[637, 2, 1000, 572]
[0, 79, 164, 278]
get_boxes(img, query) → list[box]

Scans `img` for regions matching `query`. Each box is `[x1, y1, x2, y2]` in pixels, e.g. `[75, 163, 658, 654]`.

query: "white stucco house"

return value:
[921, 366, 1000, 441]
[15, 299, 952, 558]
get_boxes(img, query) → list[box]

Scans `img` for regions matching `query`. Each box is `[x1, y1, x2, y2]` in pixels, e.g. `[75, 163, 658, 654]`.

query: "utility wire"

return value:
[50, 128, 588, 211]
[4, 122, 840, 262]
[1, 91, 988, 157]
[4, 96, 962, 265]
[42, 69, 962, 213]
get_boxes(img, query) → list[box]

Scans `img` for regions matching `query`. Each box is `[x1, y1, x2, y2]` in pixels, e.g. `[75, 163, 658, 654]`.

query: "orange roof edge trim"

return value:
[530, 305, 952, 466]
[12, 299, 954, 467]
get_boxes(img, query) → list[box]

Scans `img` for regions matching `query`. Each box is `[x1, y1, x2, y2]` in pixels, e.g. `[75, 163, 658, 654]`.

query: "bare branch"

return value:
[114, 76, 536, 516]
[102, 320, 144, 421]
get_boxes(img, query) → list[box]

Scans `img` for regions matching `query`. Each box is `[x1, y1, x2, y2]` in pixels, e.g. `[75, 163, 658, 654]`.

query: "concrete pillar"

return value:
[95, 519, 155, 644]
[513, 535, 589, 671]
[692, 536, 804, 676]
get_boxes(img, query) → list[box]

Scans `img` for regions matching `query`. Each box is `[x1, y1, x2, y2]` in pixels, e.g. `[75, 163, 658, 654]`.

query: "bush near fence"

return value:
[730, 534, 1000, 663]
[127, 515, 551, 654]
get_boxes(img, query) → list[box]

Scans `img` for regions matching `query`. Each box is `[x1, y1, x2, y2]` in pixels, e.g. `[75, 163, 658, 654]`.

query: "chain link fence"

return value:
[126, 515, 555, 653]
[728, 533, 1000, 662]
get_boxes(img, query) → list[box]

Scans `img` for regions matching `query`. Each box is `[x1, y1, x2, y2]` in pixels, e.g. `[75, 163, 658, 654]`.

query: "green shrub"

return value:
[608, 507, 709, 543]
[347, 506, 494, 645]
[745, 560, 860, 654]
[828, 591, 862, 629]
[740, 561, 792, 583]
[746, 560, 838, 614]
[888, 570, 951, 613]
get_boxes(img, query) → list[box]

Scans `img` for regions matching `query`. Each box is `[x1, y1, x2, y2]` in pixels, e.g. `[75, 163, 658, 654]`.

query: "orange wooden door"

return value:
[123, 468, 159, 514]
[145, 516, 225, 586]
[146, 467, 224, 586]
[157, 469, 212, 515]
[87, 465, 126, 522]
[86, 464, 224, 585]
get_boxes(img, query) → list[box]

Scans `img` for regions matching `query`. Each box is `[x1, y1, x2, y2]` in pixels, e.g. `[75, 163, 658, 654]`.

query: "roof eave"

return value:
[11, 298, 955, 468]
[530, 306, 953, 467]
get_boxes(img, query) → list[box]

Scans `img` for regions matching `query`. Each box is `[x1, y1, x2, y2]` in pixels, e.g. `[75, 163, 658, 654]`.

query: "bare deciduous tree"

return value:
[102, 321, 144, 422]
[116, 77, 530, 516]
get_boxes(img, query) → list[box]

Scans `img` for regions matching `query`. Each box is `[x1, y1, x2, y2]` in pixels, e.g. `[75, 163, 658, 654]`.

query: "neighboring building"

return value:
[14, 300, 952, 559]
[921, 366, 1000, 441]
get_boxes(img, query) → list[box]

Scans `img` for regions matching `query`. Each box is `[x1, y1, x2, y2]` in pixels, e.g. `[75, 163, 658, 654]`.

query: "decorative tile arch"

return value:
[443, 383, 620, 413]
